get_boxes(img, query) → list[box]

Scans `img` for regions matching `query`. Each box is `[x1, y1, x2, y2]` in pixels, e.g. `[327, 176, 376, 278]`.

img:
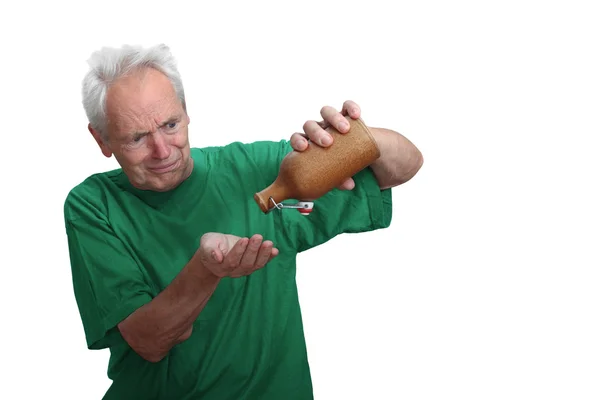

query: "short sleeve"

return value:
[240, 139, 291, 185]
[64, 193, 153, 350]
[279, 166, 393, 253]
[243, 139, 393, 253]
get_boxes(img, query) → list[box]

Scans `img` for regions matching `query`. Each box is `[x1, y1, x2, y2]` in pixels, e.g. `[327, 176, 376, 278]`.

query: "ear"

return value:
[88, 123, 113, 158]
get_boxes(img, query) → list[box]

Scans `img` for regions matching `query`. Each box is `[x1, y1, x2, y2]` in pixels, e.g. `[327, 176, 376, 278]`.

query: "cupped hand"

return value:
[198, 233, 279, 278]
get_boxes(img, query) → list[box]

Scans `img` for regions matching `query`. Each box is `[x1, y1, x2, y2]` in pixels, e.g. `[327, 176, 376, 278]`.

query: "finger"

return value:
[336, 178, 355, 191]
[303, 120, 333, 147]
[342, 100, 361, 119]
[320, 105, 350, 133]
[270, 247, 279, 259]
[225, 237, 249, 268]
[253, 241, 274, 268]
[231, 241, 279, 278]
[290, 132, 309, 151]
[239, 234, 263, 268]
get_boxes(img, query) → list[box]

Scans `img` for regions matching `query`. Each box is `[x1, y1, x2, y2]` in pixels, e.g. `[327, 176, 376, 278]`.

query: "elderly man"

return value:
[64, 44, 423, 399]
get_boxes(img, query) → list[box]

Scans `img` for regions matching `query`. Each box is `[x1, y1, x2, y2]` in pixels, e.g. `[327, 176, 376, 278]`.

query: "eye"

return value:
[167, 122, 177, 129]
[125, 134, 146, 150]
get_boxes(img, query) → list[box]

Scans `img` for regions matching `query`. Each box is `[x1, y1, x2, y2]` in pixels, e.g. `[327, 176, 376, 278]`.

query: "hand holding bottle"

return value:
[289, 100, 363, 191]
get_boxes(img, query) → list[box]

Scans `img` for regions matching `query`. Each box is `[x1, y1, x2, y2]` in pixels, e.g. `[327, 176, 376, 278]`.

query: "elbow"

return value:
[132, 344, 170, 363]
[118, 323, 194, 363]
[177, 325, 194, 343]
[122, 336, 168, 363]
[141, 327, 192, 362]
[141, 351, 167, 363]
[118, 323, 167, 363]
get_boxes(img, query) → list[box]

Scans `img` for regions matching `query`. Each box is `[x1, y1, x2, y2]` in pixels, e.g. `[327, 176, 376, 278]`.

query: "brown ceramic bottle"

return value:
[254, 115, 381, 214]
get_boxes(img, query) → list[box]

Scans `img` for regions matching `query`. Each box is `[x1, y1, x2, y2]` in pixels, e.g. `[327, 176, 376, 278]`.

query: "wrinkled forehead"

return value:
[105, 68, 182, 136]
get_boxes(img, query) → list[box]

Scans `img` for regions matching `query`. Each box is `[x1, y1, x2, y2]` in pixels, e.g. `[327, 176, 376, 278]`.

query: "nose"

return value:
[150, 132, 171, 160]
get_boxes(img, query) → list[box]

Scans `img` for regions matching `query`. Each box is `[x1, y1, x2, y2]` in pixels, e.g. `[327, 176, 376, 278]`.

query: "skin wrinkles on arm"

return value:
[117, 252, 220, 363]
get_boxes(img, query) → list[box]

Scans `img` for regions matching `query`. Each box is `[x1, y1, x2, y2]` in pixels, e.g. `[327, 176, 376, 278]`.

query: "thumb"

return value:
[201, 233, 225, 263]
[337, 178, 355, 191]
[211, 238, 230, 263]
[211, 248, 224, 263]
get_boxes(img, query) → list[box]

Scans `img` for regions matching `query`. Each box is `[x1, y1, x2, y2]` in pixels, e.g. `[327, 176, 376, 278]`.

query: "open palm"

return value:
[199, 232, 279, 278]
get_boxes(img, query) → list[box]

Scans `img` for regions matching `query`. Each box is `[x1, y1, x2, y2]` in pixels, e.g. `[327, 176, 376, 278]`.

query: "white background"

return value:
[1, 0, 599, 399]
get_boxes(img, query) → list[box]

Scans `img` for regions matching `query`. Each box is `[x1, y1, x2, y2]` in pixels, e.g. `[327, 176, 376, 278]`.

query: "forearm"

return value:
[118, 252, 220, 362]
[368, 127, 424, 189]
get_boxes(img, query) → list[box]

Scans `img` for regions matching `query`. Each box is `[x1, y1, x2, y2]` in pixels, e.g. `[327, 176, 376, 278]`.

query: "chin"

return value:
[131, 159, 191, 192]
[149, 177, 182, 192]
[152, 169, 189, 192]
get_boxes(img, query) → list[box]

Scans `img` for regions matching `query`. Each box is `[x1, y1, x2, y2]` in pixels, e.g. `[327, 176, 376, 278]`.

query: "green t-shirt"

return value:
[64, 139, 393, 399]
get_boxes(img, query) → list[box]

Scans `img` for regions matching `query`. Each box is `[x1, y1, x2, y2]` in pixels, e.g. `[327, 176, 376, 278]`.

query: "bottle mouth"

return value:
[254, 192, 271, 214]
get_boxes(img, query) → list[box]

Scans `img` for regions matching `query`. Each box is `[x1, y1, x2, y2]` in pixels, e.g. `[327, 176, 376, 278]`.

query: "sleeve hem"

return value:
[360, 168, 394, 231]
[369, 187, 393, 230]
[87, 294, 153, 350]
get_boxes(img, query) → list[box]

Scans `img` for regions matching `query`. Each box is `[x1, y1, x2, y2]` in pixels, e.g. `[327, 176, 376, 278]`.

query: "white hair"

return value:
[81, 43, 186, 138]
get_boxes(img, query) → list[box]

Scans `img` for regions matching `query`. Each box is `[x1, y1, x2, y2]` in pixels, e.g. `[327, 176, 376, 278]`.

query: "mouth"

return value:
[148, 160, 179, 174]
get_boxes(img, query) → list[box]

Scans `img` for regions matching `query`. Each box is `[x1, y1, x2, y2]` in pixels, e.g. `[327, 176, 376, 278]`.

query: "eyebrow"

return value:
[128, 115, 182, 139]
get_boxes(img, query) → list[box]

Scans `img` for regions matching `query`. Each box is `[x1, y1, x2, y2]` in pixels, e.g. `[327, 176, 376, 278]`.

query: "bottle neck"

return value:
[254, 179, 293, 213]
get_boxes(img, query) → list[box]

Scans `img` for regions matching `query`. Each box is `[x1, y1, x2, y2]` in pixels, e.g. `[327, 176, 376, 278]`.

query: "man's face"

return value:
[91, 67, 193, 192]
